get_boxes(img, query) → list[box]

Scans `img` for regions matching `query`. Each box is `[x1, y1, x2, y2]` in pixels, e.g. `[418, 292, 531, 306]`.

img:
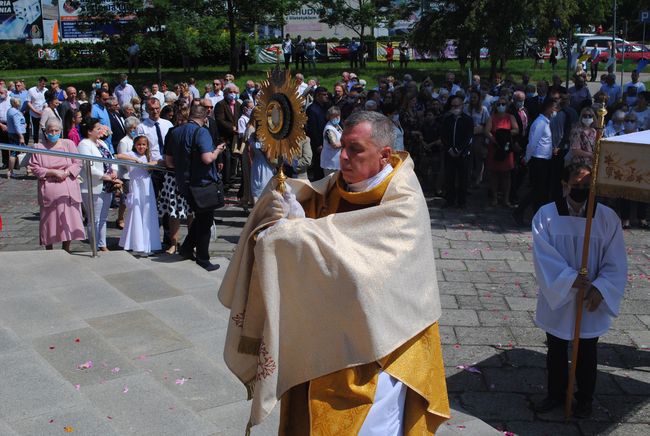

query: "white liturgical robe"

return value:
[532, 200, 627, 340]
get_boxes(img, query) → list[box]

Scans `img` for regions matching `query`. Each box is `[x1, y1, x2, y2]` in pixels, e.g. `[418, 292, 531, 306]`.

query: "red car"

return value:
[594, 43, 650, 63]
[329, 45, 350, 59]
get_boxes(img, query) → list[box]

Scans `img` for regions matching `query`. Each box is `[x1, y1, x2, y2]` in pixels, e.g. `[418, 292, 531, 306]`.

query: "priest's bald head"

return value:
[340, 111, 396, 184]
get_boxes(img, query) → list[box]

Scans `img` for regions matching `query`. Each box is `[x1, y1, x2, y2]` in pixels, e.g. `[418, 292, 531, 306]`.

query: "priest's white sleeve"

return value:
[591, 212, 628, 318]
[532, 208, 579, 311]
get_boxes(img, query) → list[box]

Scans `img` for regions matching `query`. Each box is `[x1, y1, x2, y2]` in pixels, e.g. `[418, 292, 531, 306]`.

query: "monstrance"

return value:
[254, 66, 307, 193]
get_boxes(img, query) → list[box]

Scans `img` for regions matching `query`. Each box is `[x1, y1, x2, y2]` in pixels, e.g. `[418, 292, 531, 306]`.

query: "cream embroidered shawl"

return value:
[218, 153, 441, 428]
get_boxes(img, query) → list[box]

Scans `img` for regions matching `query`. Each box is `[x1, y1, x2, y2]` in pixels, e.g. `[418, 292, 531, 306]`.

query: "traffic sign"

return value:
[641, 11, 650, 23]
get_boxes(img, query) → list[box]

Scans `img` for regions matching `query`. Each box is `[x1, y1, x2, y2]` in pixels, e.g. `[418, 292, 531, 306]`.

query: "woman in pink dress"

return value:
[28, 118, 85, 251]
[485, 96, 519, 207]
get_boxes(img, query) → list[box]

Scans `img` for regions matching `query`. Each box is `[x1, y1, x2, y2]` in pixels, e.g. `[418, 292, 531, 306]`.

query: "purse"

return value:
[188, 126, 225, 211]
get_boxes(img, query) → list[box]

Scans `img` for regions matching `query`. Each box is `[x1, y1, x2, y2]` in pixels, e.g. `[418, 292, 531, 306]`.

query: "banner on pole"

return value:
[597, 131, 650, 202]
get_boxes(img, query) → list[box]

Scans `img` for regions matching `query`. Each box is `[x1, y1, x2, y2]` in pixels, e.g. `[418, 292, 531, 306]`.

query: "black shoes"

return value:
[534, 396, 563, 413]
[196, 260, 220, 272]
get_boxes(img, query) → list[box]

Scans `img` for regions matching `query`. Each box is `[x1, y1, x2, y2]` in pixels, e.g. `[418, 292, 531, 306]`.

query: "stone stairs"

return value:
[0, 249, 499, 435]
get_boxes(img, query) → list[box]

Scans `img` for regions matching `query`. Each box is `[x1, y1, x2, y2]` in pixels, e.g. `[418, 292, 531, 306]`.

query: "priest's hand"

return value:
[268, 186, 305, 221]
[572, 274, 591, 290]
[584, 286, 603, 312]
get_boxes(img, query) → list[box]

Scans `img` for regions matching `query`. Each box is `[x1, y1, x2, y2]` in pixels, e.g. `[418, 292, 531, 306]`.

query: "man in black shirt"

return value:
[165, 105, 226, 271]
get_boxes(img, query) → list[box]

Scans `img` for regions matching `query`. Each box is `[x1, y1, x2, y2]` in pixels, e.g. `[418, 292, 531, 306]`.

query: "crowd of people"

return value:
[0, 65, 648, 262]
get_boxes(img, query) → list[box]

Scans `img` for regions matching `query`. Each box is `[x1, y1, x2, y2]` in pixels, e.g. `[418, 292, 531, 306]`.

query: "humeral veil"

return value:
[218, 152, 450, 433]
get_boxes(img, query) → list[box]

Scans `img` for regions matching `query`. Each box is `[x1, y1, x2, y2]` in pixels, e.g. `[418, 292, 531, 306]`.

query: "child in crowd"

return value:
[116, 135, 161, 256]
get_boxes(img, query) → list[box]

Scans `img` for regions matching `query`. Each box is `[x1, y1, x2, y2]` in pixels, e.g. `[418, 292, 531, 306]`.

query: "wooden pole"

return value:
[564, 104, 608, 420]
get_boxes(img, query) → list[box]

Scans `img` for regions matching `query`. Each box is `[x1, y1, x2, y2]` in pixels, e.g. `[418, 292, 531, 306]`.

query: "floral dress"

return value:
[570, 127, 596, 166]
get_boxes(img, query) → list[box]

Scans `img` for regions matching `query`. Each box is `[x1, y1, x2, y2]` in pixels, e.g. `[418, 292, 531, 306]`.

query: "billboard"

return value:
[0, 0, 43, 40]
[284, 5, 358, 39]
[59, 0, 133, 40]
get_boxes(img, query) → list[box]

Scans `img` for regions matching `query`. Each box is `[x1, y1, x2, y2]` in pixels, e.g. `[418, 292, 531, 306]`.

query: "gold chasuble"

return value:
[280, 155, 450, 434]
[218, 152, 449, 435]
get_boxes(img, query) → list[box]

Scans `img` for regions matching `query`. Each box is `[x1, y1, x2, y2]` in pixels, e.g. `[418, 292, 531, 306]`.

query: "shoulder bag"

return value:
[188, 125, 225, 211]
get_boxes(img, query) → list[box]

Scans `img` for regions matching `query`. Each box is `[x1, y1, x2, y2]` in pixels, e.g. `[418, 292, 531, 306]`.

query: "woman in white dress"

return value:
[116, 135, 161, 255]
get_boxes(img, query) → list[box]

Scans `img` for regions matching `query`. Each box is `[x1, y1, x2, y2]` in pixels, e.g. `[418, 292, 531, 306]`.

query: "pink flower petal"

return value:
[111, 367, 120, 373]
[77, 360, 93, 370]
[74, 384, 80, 391]
[122, 386, 129, 394]
[175, 378, 188, 385]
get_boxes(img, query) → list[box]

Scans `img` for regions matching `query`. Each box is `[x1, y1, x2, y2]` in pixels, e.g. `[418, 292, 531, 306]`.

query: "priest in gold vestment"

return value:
[219, 111, 450, 434]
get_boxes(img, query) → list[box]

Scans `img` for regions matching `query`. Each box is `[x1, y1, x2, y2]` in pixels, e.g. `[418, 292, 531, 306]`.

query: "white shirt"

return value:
[347, 163, 394, 192]
[114, 83, 139, 107]
[189, 84, 201, 100]
[631, 107, 650, 131]
[282, 39, 292, 54]
[321, 123, 343, 170]
[297, 82, 308, 96]
[205, 90, 224, 108]
[152, 91, 165, 108]
[238, 114, 250, 136]
[116, 135, 134, 179]
[28, 86, 47, 118]
[136, 117, 173, 161]
[0, 97, 11, 123]
[526, 114, 553, 162]
[533, 201, 627, 339]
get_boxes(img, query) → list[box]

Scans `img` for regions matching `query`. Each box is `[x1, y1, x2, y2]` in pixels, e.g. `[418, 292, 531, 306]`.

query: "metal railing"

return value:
[0, 143, 172, 258]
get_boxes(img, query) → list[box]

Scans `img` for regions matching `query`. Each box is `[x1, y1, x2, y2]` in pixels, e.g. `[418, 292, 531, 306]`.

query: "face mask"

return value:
[581, 117, 593, 126]
[122, 80, 128, 86]
[569, 187, 589, 203]
[225, 93, 234, 102]
[526, 92, 534, 98]
[244, 107, 252, 116]
[497, 104, 507, 113]
[130, 130, 138, 138]
[94, 83, 101, 89]
[451, 108, 462, 116]
[331, 117, 340, 126]
[247, 87, 255, 93]
[515, 101, 524, 109]
[134, 104, 141, 110]
[46, 133, 60, 143]
[624, 121, 636, 130]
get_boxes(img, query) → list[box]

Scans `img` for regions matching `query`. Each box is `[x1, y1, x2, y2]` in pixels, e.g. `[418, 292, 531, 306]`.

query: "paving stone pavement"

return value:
[1, 171, 649, 435]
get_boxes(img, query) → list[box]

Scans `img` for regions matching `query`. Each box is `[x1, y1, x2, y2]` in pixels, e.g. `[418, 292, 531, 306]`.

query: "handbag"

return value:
[188, 125, 225, 211]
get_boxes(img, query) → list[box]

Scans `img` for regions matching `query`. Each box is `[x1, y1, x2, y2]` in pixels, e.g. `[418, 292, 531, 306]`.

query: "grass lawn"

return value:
[3, 59, 648, 94]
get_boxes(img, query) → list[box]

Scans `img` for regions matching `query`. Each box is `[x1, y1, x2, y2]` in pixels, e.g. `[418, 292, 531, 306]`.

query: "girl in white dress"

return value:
[116, 135, 161, 256]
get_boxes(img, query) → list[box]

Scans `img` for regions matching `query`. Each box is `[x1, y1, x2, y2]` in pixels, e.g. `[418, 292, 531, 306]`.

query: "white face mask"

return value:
[581, 117, 594, 126]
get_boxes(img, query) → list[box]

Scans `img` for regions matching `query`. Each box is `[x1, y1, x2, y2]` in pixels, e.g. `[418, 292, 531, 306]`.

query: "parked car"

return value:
[577, 35, 627, 51]
[594, 43, 650, 63]
[329, 45, 350, 59]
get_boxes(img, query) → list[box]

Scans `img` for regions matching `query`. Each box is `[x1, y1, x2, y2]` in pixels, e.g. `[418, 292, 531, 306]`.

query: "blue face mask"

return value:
[94, 83, 101, 89]
[526, 92, 534, 98]
[247, 87, 255, 93]
[331, 117, 340, 125]
[130, 130, 138, 138]
[122, 80, 128, 86]
[46, 133, 61, 143]
[226, 93, 236, 102]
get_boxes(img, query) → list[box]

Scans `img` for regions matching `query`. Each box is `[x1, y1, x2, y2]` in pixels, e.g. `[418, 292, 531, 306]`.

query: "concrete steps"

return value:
[0, 249, 500, 435]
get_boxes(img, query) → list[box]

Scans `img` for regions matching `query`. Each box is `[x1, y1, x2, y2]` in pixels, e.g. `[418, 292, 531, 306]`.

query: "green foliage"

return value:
[309, 0, 412, 39]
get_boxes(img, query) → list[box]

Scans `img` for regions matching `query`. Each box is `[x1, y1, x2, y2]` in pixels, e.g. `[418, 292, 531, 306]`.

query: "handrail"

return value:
[0, 142, 173, 258]
[0, 143, 172, 172]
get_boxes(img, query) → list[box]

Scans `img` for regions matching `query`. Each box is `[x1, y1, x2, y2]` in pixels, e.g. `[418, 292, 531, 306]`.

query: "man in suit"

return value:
[525, 80, 549, 123]
[108, 97, 127, 151]
[214, 84, 242, 187]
